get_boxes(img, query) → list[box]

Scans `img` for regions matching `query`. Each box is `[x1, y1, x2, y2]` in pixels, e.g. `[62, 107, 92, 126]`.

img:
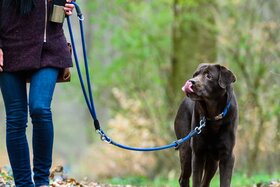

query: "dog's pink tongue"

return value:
[182, 81, 194, 93]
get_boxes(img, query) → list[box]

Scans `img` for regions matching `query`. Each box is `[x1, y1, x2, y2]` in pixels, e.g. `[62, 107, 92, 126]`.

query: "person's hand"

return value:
[64, 0, 75, 16]
[0, 48, 3, 72]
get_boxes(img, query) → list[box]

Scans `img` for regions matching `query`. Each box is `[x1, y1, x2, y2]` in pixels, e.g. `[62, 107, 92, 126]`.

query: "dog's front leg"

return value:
[192, 152, 205, 187]
[219, 154, 235, 187]
[178, 142, 192, 187]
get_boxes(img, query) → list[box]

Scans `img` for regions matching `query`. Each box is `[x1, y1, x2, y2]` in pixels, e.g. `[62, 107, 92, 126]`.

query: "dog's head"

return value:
[182, 64, 236, 100]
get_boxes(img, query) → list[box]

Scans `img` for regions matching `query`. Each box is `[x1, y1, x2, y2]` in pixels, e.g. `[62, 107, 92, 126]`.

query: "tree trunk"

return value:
[167, 0, 217, 108]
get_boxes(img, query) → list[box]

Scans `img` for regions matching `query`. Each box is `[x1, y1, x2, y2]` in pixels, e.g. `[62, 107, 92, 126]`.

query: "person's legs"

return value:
[29, 67, 59, 187]
[0, 72, 34, 187]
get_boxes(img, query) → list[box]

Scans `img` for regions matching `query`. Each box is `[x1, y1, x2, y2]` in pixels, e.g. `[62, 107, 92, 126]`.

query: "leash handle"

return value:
[68, 1, 98, 121]
[66, 13, 99, 130]
[71, 2, 83, 19]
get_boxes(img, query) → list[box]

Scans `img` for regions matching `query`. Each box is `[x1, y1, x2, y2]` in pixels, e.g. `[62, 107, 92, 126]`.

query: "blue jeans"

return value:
[0, 67, 59, 187]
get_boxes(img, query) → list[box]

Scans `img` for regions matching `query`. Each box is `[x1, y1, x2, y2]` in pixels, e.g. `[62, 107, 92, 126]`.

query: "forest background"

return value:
[0, 0, 280, 186]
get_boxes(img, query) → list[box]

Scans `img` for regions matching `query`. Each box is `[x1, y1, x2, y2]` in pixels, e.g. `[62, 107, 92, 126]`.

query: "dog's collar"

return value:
[206, 100, 231, 121]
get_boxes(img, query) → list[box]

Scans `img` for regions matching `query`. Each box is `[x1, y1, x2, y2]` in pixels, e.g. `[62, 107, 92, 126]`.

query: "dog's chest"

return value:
[202, 119, 225, 135]
[201, 124, 229, 156]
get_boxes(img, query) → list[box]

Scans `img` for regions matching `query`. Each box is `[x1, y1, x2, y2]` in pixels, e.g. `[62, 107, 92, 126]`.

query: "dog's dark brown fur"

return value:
[174, 64, 238, 187]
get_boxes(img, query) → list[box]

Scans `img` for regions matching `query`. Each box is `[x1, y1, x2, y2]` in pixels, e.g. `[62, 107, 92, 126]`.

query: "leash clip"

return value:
[96, 130, 112, 144]
[195, 117, 206, 134]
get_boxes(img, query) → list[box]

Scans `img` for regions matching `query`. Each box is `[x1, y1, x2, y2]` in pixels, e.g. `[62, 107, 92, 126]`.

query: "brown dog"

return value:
[174, 64, 238, 187]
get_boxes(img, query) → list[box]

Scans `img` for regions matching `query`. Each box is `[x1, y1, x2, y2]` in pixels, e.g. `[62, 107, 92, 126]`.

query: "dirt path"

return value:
[1, 167, 280, 187]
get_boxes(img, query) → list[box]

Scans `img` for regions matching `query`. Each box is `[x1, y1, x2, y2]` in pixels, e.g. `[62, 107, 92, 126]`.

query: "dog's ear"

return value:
[198, 63, 209, 70]
[218, 65, 236, 88]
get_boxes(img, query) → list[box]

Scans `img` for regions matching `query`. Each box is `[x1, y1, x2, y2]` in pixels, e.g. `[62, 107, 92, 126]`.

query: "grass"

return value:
[105, 172, 280, 187]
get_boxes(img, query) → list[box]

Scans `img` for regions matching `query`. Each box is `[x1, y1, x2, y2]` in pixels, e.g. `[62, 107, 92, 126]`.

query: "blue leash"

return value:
[66, 2, 204, 151]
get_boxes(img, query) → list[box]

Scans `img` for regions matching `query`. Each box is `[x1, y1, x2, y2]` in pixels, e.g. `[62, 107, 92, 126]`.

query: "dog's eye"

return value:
[206, 73, 213, 80]
[193, 72, 198, 78]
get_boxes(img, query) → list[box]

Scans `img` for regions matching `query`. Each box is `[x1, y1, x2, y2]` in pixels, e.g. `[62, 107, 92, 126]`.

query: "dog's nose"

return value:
[189, 80, 196, 85]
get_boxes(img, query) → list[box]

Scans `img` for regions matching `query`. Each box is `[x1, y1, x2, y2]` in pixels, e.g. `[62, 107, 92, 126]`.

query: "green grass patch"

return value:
[105, 172, 280, 187]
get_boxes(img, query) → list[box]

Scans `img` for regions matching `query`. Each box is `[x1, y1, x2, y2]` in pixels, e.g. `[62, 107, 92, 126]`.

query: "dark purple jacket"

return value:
[0, 0, 72, 72]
